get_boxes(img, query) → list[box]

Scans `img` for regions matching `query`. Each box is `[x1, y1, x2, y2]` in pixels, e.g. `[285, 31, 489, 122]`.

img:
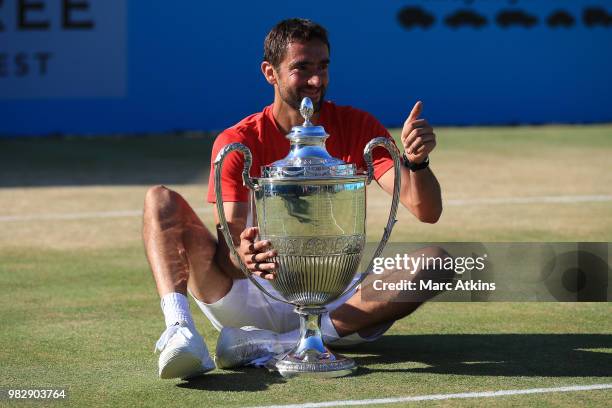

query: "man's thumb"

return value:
[240, 227, 258, 240]
[407, 101, 423, 122]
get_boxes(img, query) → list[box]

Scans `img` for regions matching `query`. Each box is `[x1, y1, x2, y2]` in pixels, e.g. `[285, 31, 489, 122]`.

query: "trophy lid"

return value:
[262, 98, 357, 178]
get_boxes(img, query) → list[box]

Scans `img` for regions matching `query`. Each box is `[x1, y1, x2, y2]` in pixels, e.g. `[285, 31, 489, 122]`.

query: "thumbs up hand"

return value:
[400, 101, 436, 165]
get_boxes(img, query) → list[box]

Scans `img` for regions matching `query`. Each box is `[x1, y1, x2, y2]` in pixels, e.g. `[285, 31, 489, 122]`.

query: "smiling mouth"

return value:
[301, 89, 320, 98]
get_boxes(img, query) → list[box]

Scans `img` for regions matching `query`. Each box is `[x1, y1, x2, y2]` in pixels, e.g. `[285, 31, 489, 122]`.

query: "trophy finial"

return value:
[300, 97, 314, 126]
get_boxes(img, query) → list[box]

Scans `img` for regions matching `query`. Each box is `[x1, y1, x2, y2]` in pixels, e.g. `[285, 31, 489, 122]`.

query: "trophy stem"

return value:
[295, 307, 326, 357]
[274, 307, 356, 378]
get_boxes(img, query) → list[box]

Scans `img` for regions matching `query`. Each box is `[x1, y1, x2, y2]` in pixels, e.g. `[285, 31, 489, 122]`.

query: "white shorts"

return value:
[191, 276, 393, 347]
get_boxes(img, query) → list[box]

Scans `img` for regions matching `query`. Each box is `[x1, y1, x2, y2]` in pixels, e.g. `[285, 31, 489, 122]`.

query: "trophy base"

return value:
[272, 307, 357, 378]
[275, 351, 356, 379]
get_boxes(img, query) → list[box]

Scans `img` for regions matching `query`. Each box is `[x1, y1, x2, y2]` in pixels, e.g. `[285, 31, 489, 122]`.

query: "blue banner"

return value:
[0, 0, 610, 136]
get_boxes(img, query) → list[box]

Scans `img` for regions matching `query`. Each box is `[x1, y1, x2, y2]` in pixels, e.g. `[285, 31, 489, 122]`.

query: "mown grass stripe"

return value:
[251, 383, 612, 408]
[2, 195, 611, 222]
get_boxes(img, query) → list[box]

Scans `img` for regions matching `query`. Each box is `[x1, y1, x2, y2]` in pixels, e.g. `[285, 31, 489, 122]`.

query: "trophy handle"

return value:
[336, 137, 402, 299]
[214, 142, 296, 305]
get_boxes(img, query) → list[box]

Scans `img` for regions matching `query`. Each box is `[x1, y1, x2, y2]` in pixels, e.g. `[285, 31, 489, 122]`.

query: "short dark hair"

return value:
[263, 18, 330, 68]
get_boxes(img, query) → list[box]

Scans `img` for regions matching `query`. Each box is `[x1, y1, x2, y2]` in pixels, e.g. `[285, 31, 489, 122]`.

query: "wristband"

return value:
[402, 153, 429, 171]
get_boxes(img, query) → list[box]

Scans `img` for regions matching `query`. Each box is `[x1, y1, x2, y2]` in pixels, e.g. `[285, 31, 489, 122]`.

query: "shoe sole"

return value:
[159, 348, 206, 379]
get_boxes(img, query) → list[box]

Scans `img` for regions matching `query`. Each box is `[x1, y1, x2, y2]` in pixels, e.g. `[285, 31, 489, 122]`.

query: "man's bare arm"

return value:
[378, 165, 442, 223]
[214, 201, 277, 279]
[377, 101, 442, 223]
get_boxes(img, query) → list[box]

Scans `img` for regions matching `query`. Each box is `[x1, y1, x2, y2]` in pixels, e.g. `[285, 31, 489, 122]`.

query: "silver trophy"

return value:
[214, 97, 400, 378]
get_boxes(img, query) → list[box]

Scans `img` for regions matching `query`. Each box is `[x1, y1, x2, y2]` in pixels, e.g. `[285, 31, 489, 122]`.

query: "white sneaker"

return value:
[155, 322, 215, 379]
[215, 326, 288, 369]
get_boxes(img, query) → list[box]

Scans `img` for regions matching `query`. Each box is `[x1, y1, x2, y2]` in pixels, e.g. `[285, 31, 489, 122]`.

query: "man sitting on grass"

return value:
[143, 18, 451, 379]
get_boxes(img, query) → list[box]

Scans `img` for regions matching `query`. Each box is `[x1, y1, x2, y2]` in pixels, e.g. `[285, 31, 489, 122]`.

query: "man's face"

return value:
[274, 40, 330, 112]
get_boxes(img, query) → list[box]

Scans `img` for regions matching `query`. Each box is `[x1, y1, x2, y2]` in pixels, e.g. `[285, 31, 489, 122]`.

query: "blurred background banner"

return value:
[0, 0, 611, 136]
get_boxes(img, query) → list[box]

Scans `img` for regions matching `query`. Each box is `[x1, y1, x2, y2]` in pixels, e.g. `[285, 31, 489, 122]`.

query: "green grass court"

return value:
[0, 125, 611, 406]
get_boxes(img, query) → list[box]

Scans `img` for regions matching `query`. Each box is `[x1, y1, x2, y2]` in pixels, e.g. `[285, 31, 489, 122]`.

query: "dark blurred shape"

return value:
[0, 0, 4, 32]
[397, 6, 435, 29]
[445, 9, 487, 29]
[496, 9, 538, 28]
[542, 244, 609, 302]
[547, 10, 575, 28]
[583, 7, 612, 27]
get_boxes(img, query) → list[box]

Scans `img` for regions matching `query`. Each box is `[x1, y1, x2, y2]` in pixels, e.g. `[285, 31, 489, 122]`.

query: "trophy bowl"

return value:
[255, 177, 366, 306]
[214, 98, 400, 378]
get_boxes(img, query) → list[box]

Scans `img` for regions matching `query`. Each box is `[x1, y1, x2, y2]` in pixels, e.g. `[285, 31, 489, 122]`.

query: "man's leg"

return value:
[143, 185, 231, 303]
[329, 246, 454, 339]
[143, 185, 231, 378]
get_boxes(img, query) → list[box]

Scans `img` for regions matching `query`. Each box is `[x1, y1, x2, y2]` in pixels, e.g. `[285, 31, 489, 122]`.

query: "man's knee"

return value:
[418, 246, 455, 283]
[144, 185, 182, 220]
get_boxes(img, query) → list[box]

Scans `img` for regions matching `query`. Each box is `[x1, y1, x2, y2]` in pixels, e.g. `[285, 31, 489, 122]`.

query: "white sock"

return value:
[160, 292, 195, 328]
[278, 313, 341, 349]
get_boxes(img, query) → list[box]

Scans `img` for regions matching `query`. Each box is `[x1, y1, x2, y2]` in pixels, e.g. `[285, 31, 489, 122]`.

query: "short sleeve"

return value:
[207, 131, 251, 203]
